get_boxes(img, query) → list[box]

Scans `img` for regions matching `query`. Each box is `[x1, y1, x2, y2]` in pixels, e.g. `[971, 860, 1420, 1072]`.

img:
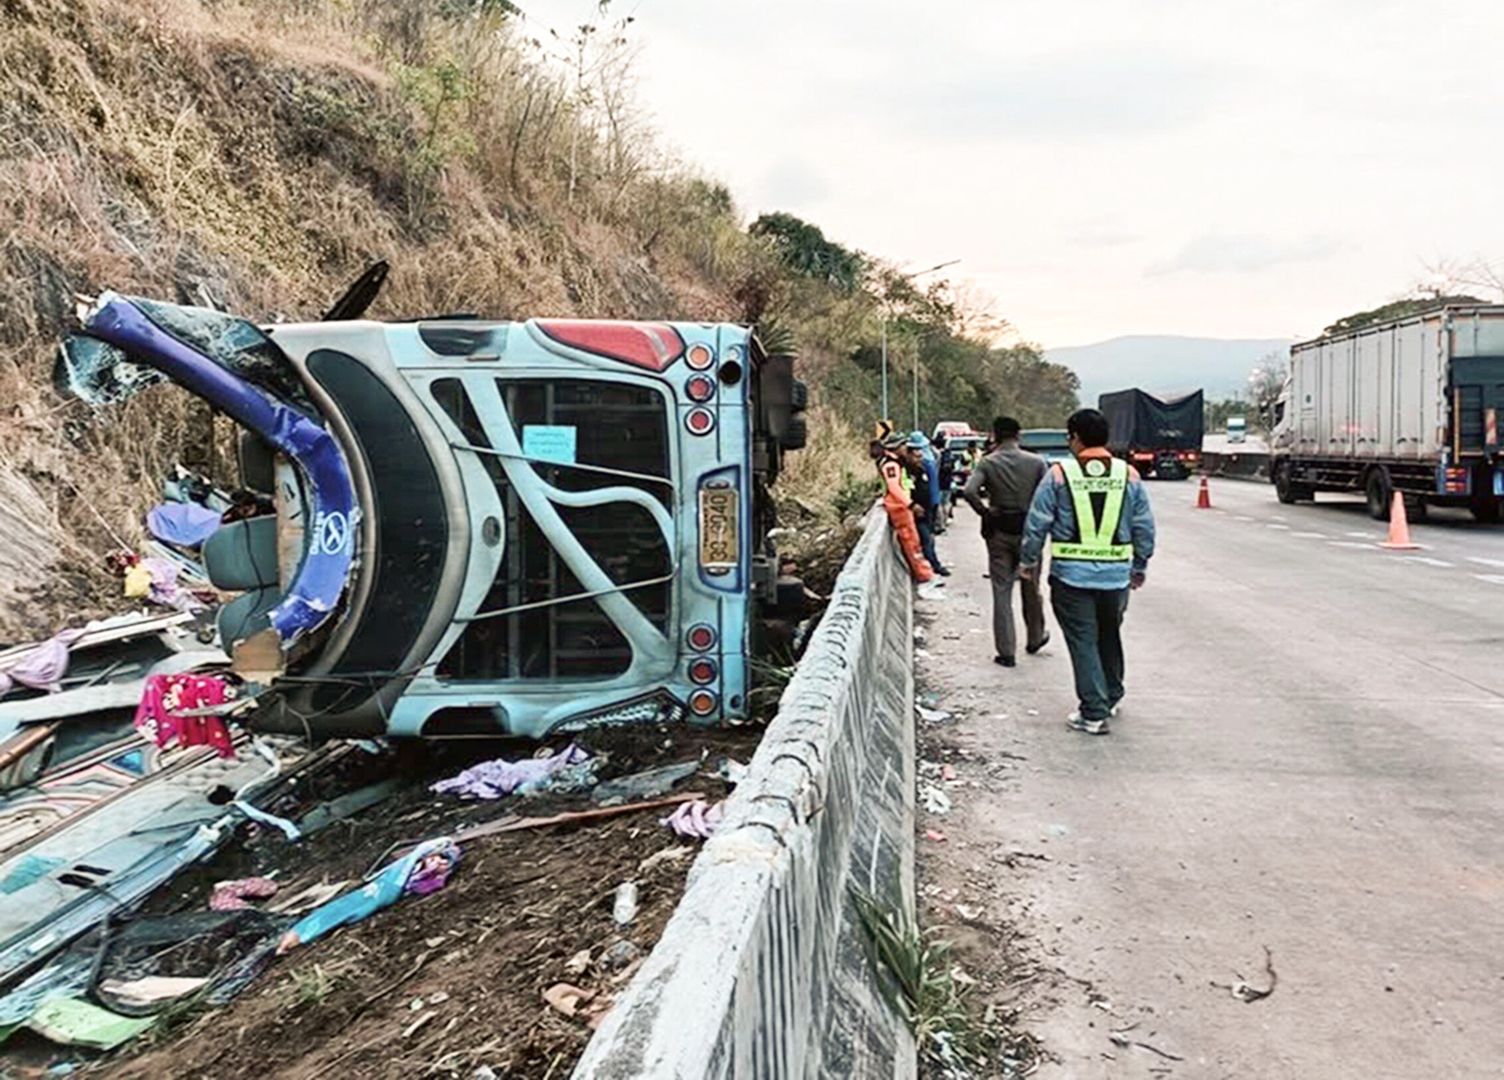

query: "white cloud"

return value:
[1147, 234, 1347, 276]
[520, 0, 1504, 344]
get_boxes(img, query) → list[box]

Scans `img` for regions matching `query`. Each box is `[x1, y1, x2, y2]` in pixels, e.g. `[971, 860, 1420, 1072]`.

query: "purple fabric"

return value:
[430, 744, 591, 800]
[662, 799, 723, 840]
[0, 629, 86, 696]
[82, 294, 357, 645]
[141, 557, 203, 613]
[404, 841, 461, 896]
[146, 502, 222, 548]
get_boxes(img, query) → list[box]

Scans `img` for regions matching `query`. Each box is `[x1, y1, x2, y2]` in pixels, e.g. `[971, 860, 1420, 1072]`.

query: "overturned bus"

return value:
[58, 284, 807, 739]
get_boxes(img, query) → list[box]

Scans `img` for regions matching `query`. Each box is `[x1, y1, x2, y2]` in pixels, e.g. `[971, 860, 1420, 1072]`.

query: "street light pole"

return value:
[879, 258, 959, 433]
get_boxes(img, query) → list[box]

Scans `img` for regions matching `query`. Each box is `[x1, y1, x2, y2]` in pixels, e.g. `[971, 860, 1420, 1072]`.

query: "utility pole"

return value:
[879, 258, 959, 432]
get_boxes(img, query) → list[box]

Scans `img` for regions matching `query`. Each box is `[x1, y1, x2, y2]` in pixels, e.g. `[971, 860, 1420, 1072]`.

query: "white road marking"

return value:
[1468, 557, 1504, 569]
[1266, 523, 1291, 530]
[1345, 531, 1375, 539]
[1292, 531, 1328, 539]
[1234, 515, 1255, 522]
[1474, 574, 1504, 586]
[1328, 541, 1374, 549]
[1400, 556, 1454, 568]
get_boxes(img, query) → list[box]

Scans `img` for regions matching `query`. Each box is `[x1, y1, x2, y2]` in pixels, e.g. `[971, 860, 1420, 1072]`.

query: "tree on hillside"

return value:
[750, 212, 866, 292]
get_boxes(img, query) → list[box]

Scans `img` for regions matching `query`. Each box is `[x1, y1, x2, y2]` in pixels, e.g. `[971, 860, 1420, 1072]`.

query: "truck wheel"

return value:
[1365, 468, 1393, 521]
[1471, 499, 1502, 524]
[1274, 461, 1311, 504]
[1275, 462, 1298, 504]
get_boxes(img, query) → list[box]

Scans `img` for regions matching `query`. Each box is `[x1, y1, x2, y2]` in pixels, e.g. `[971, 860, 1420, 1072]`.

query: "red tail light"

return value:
[686, 408, 715, 435]
[686, 342, 714, 370]
[689, 658, 718, 685]
[686, 624, 717, 651]
[686, 374, 716, 402]
[688, 690, 718, 717]
[535, 320, 685, 371]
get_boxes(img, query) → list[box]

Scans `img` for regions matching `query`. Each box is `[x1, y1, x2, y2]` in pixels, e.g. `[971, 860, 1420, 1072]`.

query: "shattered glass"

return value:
[131, 297, 314, 412]
[55, 334, 166, 406]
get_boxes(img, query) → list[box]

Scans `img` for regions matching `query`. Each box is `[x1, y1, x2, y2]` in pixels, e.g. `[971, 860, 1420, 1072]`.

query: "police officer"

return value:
[963, 416, 1049, 668]
[1020, 408, 1156, 735]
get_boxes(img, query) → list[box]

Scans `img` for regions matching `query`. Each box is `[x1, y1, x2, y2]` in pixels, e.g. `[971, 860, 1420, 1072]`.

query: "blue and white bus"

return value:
[61, 284, 807, 739]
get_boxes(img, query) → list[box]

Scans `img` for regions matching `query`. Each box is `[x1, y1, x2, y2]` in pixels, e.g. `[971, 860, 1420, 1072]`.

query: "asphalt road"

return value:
[916, 476, 1504, 1079]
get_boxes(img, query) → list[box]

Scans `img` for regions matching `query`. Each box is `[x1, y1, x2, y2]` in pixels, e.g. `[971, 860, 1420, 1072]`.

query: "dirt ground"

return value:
[10, 724, 762, 1079]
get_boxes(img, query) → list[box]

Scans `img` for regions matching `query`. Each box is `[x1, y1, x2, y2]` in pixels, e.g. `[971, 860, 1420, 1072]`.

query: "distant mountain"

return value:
[1045, 335, 1294, 406]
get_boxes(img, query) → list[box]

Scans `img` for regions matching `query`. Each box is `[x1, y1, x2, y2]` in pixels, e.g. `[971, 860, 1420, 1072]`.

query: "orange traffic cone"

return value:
[1380, 491, 1421, 550]
[1195, 476, 1212, 509]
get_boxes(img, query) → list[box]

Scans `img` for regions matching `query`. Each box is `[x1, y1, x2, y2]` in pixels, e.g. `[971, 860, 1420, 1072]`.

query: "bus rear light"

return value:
[686, 623, 717, 651]
[689, 658, 718, 685]
[686, 408, 715, 435]
[688, 689, 718, 717]
[686, 342, 714, 370]
[535, 320, 685, 371]
[686, 374, 716, 402]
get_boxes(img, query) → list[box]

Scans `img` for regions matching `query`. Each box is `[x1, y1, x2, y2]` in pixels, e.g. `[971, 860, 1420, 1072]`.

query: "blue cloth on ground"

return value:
[146, 503, 223, 548]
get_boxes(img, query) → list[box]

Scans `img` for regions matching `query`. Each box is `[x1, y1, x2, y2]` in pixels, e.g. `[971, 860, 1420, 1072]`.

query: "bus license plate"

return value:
[699, 487, 738, 571]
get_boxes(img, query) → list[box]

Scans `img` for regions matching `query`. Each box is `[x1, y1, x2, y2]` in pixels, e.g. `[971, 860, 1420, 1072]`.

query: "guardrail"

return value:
[574, 510, 917, 1079]
[1202, 449, 1269, 480]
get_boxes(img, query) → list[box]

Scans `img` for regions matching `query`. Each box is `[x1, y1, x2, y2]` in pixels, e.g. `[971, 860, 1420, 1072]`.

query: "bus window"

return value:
[431, 377, 672, 681]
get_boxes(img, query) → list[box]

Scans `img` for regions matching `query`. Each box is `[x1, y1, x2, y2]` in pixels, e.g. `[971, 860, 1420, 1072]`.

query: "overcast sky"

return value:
[521, 0, 1504, 347]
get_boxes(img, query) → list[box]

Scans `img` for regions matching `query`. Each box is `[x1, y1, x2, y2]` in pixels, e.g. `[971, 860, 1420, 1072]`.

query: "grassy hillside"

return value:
[0, 0, 1076, 640]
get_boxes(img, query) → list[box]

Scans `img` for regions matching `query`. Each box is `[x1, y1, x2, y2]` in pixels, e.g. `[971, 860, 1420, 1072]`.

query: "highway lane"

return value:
[916, 474, 1504, 1079]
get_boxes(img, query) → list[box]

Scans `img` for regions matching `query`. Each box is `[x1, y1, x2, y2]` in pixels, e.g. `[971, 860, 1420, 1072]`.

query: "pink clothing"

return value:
[133, 673, 236, 757]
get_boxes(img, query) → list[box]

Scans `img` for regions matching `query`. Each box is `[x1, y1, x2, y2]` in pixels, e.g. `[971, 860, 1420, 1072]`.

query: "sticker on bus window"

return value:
[523, 425, 577, 465]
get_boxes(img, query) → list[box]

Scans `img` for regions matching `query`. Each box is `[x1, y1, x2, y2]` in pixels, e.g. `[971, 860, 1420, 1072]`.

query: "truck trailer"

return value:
[1270, 305, 1504, 521]
[1098, 388, 1204, 479]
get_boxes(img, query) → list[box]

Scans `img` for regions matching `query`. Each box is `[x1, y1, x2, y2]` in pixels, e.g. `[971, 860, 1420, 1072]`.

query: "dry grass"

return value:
[0, 0, 769, 641]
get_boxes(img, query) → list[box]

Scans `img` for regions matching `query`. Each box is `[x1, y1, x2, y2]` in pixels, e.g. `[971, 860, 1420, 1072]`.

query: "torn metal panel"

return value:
[66, 292, 358, 648]
[0, 738, 329, 986]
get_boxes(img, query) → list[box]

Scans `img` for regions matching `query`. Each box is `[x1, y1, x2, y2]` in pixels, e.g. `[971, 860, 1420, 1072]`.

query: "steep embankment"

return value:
[0, 0, 763, 640]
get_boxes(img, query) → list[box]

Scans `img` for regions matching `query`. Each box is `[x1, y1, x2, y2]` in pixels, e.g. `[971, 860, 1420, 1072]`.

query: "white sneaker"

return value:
[1066, 712, 1110, 735]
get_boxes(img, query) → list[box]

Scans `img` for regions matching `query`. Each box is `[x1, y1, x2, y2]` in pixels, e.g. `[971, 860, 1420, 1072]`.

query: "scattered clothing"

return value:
[430, 745, 591, 800]
[209, 876, 279, 911]
[0, 629, 85, 696]
[133, 673, 237, 758]
[277, 838, 460, 953]
[8, 996, 152, 1050]
[146, 502, 223, 549]
[662, 799, 723, 839]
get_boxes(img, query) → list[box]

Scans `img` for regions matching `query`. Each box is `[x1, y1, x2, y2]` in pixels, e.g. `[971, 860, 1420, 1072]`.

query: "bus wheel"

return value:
[1365, 468, 1392, 521]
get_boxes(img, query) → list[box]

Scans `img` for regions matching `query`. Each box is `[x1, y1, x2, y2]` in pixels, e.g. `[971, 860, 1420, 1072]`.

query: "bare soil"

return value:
[62, 724, 761, 1079]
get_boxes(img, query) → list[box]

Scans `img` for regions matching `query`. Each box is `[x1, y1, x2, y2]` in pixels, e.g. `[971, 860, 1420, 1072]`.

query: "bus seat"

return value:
[217, 586, 281, 648]
[237, 430, 277, 494]
[202, 516, 279, 591]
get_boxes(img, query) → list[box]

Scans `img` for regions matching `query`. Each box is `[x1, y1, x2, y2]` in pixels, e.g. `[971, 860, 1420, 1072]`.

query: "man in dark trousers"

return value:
[963, 416, 1049, 667]
[1020, 408, 1156, 735]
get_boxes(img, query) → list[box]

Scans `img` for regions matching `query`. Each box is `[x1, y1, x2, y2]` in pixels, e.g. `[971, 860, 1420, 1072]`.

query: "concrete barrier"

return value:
[573, 511, 917, 1080]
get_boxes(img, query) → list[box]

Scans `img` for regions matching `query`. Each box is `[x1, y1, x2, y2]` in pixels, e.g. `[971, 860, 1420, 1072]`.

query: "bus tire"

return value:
[780, 414, 807, 451]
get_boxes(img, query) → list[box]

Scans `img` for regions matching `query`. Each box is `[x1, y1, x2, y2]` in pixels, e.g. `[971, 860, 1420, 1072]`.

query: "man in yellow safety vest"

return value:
[1020, 408, 1156, 735]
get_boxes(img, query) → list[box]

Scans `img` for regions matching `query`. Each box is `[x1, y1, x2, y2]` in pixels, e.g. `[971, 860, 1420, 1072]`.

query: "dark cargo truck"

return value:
[1098, 388, 1205, 479]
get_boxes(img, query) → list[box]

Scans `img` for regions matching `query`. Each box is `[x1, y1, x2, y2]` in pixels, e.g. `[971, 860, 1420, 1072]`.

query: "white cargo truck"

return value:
[1270, 305, 1504, 521]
